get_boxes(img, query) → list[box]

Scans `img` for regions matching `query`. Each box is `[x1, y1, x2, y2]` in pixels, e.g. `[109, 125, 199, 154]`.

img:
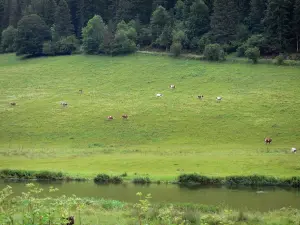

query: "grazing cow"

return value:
[107, 116, 113, 120]
[61, 102, 68, 106]
[10, 102, 16, 106]
[291, 147, 297, 153]
[170, 84, 175, 89]
[62, 216, 74, 225]
[156, 93, 163, 97]
[197, 95, 204, 99]
[122, 114, 128, 119]
[216, 96, 222, 102]
[264, 137, 272, 144]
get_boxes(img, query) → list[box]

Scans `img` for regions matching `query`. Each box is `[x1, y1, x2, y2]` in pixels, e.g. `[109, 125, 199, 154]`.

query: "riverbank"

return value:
[2, 169, 300, 188]
[1, 183, 300, 225]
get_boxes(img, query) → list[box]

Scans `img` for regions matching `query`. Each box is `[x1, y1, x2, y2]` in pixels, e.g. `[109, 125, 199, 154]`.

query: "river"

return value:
[1, 180, 300, 212]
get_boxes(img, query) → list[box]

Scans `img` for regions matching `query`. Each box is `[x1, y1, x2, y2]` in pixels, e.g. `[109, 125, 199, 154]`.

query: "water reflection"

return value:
[1, 179, 300, 212]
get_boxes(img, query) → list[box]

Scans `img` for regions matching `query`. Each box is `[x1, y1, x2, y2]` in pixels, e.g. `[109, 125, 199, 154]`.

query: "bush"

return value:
[53, 35, 78, 55]
[132, 177, 151, 184]
[170, 41, 182, 57]
[1, 26, 17, 53]
[203, 44, 226, 61]
[178, 174, 222, 185]
[198, 34, 211, 53]
[42, 41, 55, 56]
[236, 45, 246, 57]
[110, 176, 123, 184]
[94, 173, 110, 183]
[35, 171, 64, 180]
[224, 175, 279, 186]
[0, 169, 35, 179]
[93, 174, 123, 184]
[274, 54, 285, 65]
[245, 47, 260, 63]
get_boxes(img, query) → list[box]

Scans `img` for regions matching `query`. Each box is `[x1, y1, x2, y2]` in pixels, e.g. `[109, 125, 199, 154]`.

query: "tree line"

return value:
[0, 0, 300, 58]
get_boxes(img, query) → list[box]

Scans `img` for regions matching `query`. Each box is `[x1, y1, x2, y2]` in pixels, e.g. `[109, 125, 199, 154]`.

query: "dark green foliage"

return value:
[42, 40, 55, 55]
[245, 47, 260, 63]
[150, 6, 169, 43]
[1, 25, 17, 52]
[53, 35, 78, 55]
[203, 43, 225, 61]
[111, 20, 137, 55]
[35, 171, 64, 180]
[41, 0, 57, 26]
[15, 14, 51, 56]
[225, 175, 279, 186]
[132, 176, 151, 184]
[198, 33, 211, 53]
[94, 173, 110, 183]
[210, 0, 239, 43]
[294, 0, 300, 52]
[54, 0, 74, 37]
[185, 0, 210, 40]
[248, 0, 267, 33]
[0, 169, 66, 180]
[170, 41, 182, 56]
[82, 15, 106, 54]
[274, 54, 285, 65]
[263, 0, 294, 52]
[93, 173, 123, 183]
[1, 0, 300, 56]
[178, 173, 222, 185]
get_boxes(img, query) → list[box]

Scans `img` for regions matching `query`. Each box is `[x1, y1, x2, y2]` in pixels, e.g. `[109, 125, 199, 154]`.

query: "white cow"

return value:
[61, 102, 68, 106]
[291, 147, 297, 153]
[156, 93, 163, 97]
[216, 96, 222, 102]
[170, 84, 175, 89]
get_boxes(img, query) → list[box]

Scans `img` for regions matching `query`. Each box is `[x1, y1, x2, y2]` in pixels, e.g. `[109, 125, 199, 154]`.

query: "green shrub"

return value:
[203, 44, 226, 61]
[94, 173, 110, 183]
[42, 41, 55, 56]
[53, 35, 78, 55]
[198, 34, 211, 53]
[225, 175, 279, 186]
[120, 172, 127, 177]
[274, 54, 285, 65]
[0, 169, 35, 179]
[245, 47, 260, 63]
[132, 177, 151, 184]
[236, 45, 246, 57]
[110, 176, 123, 184]
[170, 41, 182, 57]
[35, 171, 64, 180]
[178, 173, 221, 185]
[1, 26, 17, 53]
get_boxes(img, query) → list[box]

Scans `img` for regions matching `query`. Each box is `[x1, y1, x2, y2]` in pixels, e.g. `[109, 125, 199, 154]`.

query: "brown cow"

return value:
[264, 137, 272, 144]
[122, 114, 128, 119]
[10, 102, 16, 106]
[107, 116, 113, 120]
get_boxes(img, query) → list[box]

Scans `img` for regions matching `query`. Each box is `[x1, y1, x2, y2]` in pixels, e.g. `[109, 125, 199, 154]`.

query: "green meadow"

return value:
[1, 53, 300, 180]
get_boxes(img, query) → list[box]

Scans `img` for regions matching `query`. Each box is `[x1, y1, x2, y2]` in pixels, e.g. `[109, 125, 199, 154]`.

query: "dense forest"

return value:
[0, 0, 300, 58]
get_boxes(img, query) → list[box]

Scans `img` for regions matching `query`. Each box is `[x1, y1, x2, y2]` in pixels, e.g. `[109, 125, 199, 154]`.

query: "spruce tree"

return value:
[9, 0, 21, 27]
[42, 0, 56, 26]
[248, 0, 267, 33]
[185, 0, 210, 39]
[150, 6, 169, 42]
[263, 0, 293, 52]
[210, 0, 239, 43]
[293, 0, 300, 52]
[54, 0, 74, 37]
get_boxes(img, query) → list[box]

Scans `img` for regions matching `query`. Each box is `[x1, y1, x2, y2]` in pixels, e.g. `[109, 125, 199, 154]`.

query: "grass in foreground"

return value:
[1, 53, 300, 179]
[1, 183, 300, 225]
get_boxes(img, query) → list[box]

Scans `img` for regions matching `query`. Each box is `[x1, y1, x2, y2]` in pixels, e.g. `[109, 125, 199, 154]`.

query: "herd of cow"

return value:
[9, 85, 297, 153]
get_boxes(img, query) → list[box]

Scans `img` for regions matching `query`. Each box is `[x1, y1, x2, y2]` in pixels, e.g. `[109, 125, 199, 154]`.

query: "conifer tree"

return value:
[248, 0, 267, 33]
[41, 0, 56, 26]
[210, 0, 239, 43]
[293, 0, 300, 52]
[54, 0, 74, 37]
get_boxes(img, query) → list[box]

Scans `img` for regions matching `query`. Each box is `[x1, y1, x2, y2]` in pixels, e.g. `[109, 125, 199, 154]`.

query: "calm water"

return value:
[1, 180, 300, 212]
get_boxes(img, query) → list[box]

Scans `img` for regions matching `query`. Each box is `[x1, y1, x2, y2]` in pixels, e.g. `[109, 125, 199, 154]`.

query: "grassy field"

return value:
[1, 53, 300, 180]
